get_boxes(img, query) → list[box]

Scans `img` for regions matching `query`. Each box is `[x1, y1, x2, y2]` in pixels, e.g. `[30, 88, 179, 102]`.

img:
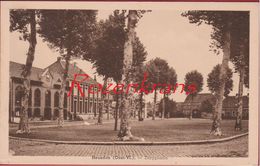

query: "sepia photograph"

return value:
[0, 1, 259, 165]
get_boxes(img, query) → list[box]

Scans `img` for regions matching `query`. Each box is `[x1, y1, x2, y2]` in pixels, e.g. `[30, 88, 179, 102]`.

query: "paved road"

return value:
[9, 136, 248, 157]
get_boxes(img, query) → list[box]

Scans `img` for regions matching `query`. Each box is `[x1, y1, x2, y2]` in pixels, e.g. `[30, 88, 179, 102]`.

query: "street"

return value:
[9, 136, 248, 157]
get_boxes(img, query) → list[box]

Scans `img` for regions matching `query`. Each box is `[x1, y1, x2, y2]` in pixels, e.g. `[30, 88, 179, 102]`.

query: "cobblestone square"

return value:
[9, 136, 248, 157]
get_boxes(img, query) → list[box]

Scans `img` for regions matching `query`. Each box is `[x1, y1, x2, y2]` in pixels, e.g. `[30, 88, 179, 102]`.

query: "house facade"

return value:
[175, 102, 185, 117]
[181, 93, 249, 119]
[182, 93, 216, 118]
[222, 96, 249, 119]
[9, 58, 113, 122]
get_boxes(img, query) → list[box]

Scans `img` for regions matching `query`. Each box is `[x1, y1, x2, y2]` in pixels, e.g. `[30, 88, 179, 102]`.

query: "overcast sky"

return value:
[10, 10, 246, 102]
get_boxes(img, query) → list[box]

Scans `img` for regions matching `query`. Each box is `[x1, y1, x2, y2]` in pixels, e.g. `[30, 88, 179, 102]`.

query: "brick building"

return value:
[182, 93, 216, 118]
[181, 93, 249, 119]
[9, 58, 113, 122]
[222, 96, 249, 119]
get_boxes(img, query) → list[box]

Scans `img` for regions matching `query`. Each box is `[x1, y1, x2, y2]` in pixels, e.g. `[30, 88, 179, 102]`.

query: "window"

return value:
[80, 101, 82, 113]
[54, 92, 59, 107]
[34, 88, 41, 107]
[64, 93, 67, 108]
[73, 100, 77, 112]
[93, 101, 96, 113]
[45, 90, 51, 107]
[89, 103, 92, 113]
[85, 100, 88, 113]
[29, 89, 32, 107]
[15, 86, 23, 107]
[34, 108, 41, 117]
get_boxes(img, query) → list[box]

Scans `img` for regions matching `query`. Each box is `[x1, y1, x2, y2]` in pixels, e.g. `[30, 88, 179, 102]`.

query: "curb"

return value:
[10, 118, 212, 129]
[9, 132, 248, 145]
[10, 121, 115, 129]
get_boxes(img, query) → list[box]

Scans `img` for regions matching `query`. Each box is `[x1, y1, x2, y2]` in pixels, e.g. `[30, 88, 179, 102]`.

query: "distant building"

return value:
[176, 102, 184, 112]
[182, 93, 216, 118]
[144, 102, 153, 118]
[181, 93, 249, 119]
[222, 96, 249, 119]
[9, 58, 113, 122]
[175, 102, 185, 117]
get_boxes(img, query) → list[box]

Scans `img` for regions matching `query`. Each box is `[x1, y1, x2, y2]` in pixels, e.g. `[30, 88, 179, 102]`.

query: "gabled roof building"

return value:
[181, 93, 249, 119]
[9, 58, 113, 122]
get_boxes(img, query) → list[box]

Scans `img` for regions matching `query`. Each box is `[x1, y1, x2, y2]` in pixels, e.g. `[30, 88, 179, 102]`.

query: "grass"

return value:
[9, 119, 248, 142]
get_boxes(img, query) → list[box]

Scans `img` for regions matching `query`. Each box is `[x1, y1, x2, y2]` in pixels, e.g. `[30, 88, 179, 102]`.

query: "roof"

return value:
[223, 96, 249, 106]
[10, 59, 99, 85]
[44, 59, 98, 85]
[10, 61, 43, 81]
[184, 93, 216, 103]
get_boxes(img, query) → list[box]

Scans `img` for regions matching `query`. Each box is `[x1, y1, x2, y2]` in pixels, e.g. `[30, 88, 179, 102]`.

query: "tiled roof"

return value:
[223, 96, 249, 106]
[44, 59, 98, 85]
[184, 93, 216, 103]
[10, 60, 99, 85]
[10, 61, 43, 81]
[61, 61, 97, 84]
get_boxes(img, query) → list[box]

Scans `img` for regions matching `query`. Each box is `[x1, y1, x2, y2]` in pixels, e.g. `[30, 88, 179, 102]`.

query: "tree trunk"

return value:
[117, 10, 144, 141]
[235, 45, 245, 131]
[189, 95, 194, 120]
[235, 68, 244, 131]
[162, 93, 166, 119]
[114, 85, 119, 131]
[107, 92, 110, 120]
[17, 10, 37, 134]
[138, 92, 143, 121]
[97, 77, 108, 125]
[93, 91, 96, 118]
[211, 29, 231, 136]
[58, 51, 70, 127]
[152, 89, 157, 120]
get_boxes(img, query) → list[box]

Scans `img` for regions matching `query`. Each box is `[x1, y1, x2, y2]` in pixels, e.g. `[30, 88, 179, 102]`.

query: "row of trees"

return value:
[133, 11, 249, 137]
[10, 9, 249, 139]
[153, 63, 233, 120]
[132, 11, 248, 138]
[182, 11, 249, 135]
[10, 9, 151, 140]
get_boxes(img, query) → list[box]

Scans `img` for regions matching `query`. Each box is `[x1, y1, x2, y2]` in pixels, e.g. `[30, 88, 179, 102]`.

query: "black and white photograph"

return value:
[0, 1, 259, 165]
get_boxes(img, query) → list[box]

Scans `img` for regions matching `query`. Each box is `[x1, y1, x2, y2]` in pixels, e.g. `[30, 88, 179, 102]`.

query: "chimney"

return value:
[57, 57, 61, 61]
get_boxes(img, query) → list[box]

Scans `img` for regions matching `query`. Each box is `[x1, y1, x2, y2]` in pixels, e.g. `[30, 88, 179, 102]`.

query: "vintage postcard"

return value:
[0, 1, 259, 165]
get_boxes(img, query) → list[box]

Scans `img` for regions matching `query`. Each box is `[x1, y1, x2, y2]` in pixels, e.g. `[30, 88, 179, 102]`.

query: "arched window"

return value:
[28, 89, 32, 117]
[34, 88, 41, 107]
[54, 91, 59, 107]
[15, 86, 23, 116]
[80, 100, 82, 113]
[45, 90, 51, 107]
[44, 90, 52, 120]
[85, 100, 88, 113]
[15, 86, 23, 107]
